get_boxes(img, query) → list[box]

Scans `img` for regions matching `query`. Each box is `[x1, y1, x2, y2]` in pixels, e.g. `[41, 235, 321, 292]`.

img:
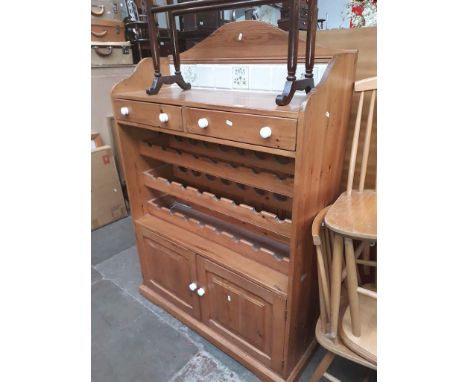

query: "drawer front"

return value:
[114, 100, 183, 131]
[136, 225, 201, 319]
[196, 257, 286, 372]
[183, 108, 297, 151]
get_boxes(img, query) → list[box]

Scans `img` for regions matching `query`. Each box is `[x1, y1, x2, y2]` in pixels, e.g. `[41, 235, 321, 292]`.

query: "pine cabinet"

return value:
[113, 21, 356, 382]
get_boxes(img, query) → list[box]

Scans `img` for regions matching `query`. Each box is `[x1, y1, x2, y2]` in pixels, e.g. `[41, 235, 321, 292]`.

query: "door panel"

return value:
[197, 257, 286, 372]
[136, 226, 201, 319]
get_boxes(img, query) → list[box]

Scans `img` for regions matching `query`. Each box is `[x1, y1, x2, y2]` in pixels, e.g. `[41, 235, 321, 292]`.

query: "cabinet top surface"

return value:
[114, 86, 308, 118]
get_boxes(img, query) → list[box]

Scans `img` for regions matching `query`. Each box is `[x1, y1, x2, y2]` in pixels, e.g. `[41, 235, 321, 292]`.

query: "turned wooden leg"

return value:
[309, 351, 335, 382]
[317, 268, 327, 333]
[363, 241, 371, 276]
[344, 238, 361, 336]
[330, 234, 343, 339]
[317, 245, 331, 319]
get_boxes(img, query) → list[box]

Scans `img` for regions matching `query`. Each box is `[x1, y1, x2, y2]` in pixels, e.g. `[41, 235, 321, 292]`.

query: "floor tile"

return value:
[169, 351, 243, 382]
[92, 280, 198, 382]
[92, 267, 102, 285]
[91, 216, 135, 265]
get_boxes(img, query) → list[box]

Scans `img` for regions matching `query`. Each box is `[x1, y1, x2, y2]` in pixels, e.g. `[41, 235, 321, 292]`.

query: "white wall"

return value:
[318, 0, 349, 29]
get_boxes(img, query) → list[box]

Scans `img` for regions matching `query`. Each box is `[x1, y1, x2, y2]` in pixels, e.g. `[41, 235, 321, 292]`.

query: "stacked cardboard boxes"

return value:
[91, 134, 127, 230]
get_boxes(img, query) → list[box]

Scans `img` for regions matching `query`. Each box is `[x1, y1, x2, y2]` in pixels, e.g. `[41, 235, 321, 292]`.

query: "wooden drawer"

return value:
[136, 225, 201, 319]
[91, 19, 125, 42]
[183, 108, 297, 151]
[114, 99, 183, 131]
[197, 257, 286, 372]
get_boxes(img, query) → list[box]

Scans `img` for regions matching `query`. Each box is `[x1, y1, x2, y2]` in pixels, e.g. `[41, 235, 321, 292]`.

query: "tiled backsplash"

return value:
[169, 63, 328, 92]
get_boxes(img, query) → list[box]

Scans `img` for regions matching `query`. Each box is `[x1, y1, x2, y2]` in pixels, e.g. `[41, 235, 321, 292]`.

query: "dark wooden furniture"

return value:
[278, 0, 308, 31]
[178, 0, 230, 50]
[145, 0, 318, 106]
[112, 21, 357, 381]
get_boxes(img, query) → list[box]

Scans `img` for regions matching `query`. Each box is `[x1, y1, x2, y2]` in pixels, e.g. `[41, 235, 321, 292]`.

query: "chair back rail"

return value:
[346, 77, 377, 195]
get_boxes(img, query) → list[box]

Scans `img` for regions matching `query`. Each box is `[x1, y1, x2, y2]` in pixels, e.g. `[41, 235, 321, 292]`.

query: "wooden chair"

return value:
[309, 77, 377, 381]
[309, 207, 376, 382]
[325, 76, 377, 361]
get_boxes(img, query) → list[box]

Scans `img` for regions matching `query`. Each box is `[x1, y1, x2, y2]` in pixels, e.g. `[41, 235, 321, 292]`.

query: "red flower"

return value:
[352, 5, 364, 16]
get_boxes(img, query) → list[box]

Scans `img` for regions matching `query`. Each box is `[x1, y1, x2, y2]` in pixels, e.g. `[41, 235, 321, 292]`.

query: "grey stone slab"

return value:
[92, 280, 198, 382]
[92, 267, 103, 285]
[92, 216, 135, 265]
[169, 351, 243, 382]
[95, 246, 142, 292]
[190, 339, 260, 382]
[92, 280, 145, 345]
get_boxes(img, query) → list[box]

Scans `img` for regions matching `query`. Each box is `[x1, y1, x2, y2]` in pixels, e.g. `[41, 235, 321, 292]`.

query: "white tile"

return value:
[316, 64, 327, 85]
[271, 66, 287, 92]
[213, 65, 232, 89]
[297, 64, 306, 80]
[197, 65, 215, 88]
[249, 65, 272, 91]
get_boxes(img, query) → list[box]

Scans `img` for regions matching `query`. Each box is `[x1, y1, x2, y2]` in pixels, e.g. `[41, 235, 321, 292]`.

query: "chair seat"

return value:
[339, 293, 377, 364]
[325, 190, 376, 240]
[315, 321, 376, 370]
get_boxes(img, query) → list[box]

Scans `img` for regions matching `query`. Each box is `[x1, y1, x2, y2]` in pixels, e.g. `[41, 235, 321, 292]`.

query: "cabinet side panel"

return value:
[284, 52, 357, 376]
[111, 124, 153, 220]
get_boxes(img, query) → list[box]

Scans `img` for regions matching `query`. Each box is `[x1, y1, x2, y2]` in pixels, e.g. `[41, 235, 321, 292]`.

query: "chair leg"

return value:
[330, 234, 343, 339]
[309, 351, 335, 382]
[344, 238, 361, 336]
[363, 241, 371, 276]
[317, 269, 327, 333]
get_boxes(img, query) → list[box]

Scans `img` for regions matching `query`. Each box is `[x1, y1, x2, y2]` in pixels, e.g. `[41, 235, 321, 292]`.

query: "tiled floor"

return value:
[92, 216, 376, 382]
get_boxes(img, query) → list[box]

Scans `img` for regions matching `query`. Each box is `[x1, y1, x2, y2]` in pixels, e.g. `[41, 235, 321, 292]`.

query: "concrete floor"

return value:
[92, 216, 376, 382]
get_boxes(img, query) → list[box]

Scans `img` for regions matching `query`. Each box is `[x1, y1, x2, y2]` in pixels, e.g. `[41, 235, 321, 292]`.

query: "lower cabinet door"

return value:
[136, 226, 201, 319]
[196, 257, 286, 372]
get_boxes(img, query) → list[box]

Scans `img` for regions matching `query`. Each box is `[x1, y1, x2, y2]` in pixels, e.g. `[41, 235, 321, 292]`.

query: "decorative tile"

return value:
[232, 66, 249, 89]
[181, 64, 197, 86]
[170, 63, 327, 92]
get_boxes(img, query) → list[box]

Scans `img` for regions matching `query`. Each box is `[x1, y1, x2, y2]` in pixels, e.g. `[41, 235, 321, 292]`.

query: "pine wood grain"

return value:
[325, 190, 376, 241]
[311, 27, 377, 191]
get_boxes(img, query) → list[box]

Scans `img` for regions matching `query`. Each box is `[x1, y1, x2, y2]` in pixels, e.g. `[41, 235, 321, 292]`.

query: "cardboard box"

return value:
[92, 145, 128, 230]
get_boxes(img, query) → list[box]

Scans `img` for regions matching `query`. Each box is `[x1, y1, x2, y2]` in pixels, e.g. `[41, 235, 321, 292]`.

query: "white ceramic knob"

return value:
[120, 106, 129, 116]
[189, 282, 197, 291]
[198, 118, 209, 129]
[197, 287, 206, 297]
[259, 126, 272, 139]
[159, 112, 169, 123]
